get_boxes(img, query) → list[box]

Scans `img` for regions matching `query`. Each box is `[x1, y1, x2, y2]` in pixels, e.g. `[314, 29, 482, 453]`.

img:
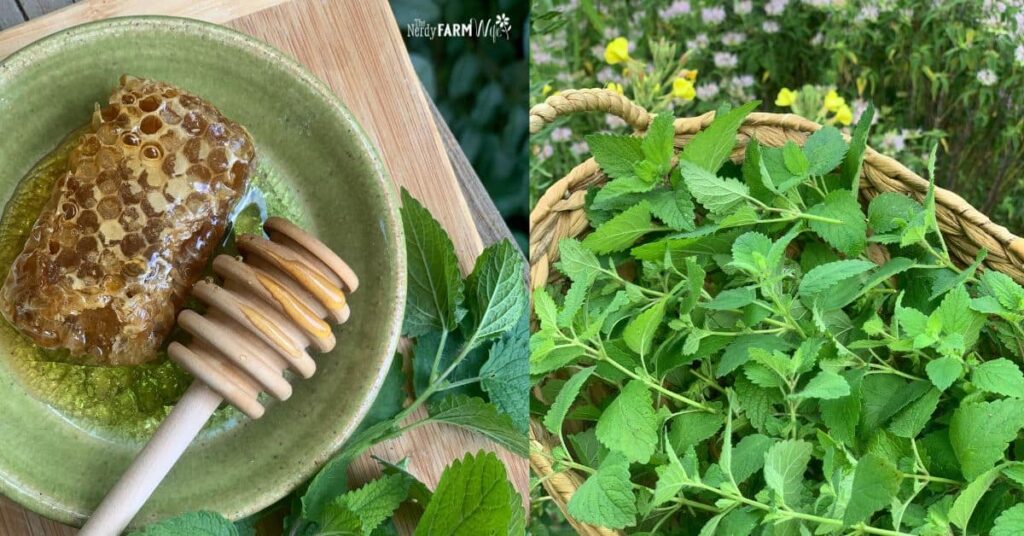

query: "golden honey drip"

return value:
[0, 76, 256, 366]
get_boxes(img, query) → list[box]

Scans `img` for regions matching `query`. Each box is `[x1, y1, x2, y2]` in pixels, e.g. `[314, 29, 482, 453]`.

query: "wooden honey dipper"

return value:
[79, 217, 358, 536]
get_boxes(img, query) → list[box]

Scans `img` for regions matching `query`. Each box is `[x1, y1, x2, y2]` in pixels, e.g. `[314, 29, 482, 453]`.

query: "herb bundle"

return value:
[532, 103, 1024, 534]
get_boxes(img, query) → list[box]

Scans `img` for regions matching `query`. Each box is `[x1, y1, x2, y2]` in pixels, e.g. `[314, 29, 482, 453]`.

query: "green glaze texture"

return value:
[0, 16, 405, 527]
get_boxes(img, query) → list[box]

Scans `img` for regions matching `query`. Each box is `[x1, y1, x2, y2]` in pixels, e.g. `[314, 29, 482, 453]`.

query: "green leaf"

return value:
[742, 141, 778, 203]
[732, 434, 775, 484]
[480, 313, 529, 431]
[950, 466, 1003, 530]
[465, 240, 528, 343]
[556, 238, 601, 324]
[730, 231, 773, 275]
[582, 201, 657, 254]
[981, 271, 1024, 312]
[843, 104, 874, 191]
[889, 388, 941, 438]
[401, 189, 464, 336]
[131, 512, 238, 536]
[303, 454, 352, 523]
[533, 288, 558, 330]
[931, 249, 986, 301]
[415, 451, 513, 536]
[703, 287, 756, 310]
[973, 359, 1024, 398]
[783, 140, 809, 176]
[951, 398, 1024, 480]
[867, 192, 922, 234]
[328, 474, 411, 535]
[843, 453, 902, 526]
[653, 444, 689, 508]
[926, 356, 963, 391]
[680, 101, 759, 173]
[642, 113, 676, 174]
[717, 334, 792, 377]
[596, 381, 659, 464]
[763, 439, 812, 507]
[792, 370, 851, 400]
[668, 412, 724, 452]
[428, 396, 528, 457]
[319, 503, 363, 535]
[680, 159, 751, 215]
[586, 133, 645, 180]
[567, 451, 637, 529]
[647, 186, 696, 231]
[807, 190, 867, 256]
[623, 299, 666, 358]
[820, 374, 862, 445]
[992, 504, 1024, 536]
[543, 367, 596, 435]
[803, 126, 848, 176]
[798, 259, 876, 297]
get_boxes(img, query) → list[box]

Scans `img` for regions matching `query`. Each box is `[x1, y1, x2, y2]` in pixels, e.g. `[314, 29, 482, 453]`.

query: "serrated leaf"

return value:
[668, 412, 723, 452]
[926, 356, 962, 391]
[642, 113, 676, 174]
[586, 133, 645, 180]
[783, 141, 809, 176]
[843, 104, 874, 191]
[680, 101, 759, 173]
[428, 396, 527, 457]
[415, 451, 513, 535]
[131, 512, 238, 536]
[992, 504, 1024, 536]
[889, 388, 941, 438]
[843, 453, 902, 526]
[730, 231, 773, 275]
[803, 126, 848, 176]
[793, 370, 850, 400]
[798, 259, 875, 297]
[763, 439, 812, 507]
[330, 474, 411, 535]
[567, 451, 637, 529]
[465, 240, 527, 343]
[820, 372, 862, 445]
[950, 398, 1024, 480]
[648, 186, 696, 231]
[703, 286, 756, 310]
[544, 367, 596, 435]
[596, 381, 659, 463]
[717, 334, 792, 377]
[582, 202, 657, 254]
[808, 190, 867, 256]
[733, 434, 775, 484]
[480, 313, 529, 431]
[742, 140, 778, 203]
[623, 299, 665, 357]
[982, 271, 1024, 312]
[680, 159, 751, 214]
[949, 466, 1003, 530]
[868, 192, 922, 234]
[401, 189, 464, 336]
[973, 359, 1024, 398]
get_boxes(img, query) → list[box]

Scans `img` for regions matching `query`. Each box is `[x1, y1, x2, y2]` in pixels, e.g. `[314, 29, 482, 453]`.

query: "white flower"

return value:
[762, 20, 781, 33]
[701, 6, 727, 24]
[659, 0, 691, 18]
[977, 69, 998, 86]
[734, 0, 753, 15]
[570, 141, 589, 157]
[765, 0, 789, 16]
[714, 52, 739, 69]
[696, 82, 720, 100]
[721, 31, 747, 46]
[533, 50, 554, 64]
[810, 32, 824, 46]
[535, 143, 554, 160]
[606, 114, 628, 129]
[591, 45, 605, 60]
[686, 33, 711, 49]
[733, 74, 755, 88]
[602, 27, 620, 40]
[881, 131, 906, 153]
[801, 0, 833, 6]
[1016, 44, 1024, 64]
[857, 5, 880, 22]
[551, 127, 572, 142]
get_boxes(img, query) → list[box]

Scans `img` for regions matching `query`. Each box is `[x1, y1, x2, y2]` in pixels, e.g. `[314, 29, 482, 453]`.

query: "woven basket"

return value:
[527, 88, 1024, 534]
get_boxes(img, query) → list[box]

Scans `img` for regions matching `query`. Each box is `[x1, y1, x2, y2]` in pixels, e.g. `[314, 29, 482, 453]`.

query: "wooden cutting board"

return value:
[0, 0, 527, 533]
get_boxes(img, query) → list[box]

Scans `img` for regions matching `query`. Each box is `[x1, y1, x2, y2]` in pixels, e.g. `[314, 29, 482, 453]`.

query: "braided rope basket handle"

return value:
[528, 88, 1024, 533]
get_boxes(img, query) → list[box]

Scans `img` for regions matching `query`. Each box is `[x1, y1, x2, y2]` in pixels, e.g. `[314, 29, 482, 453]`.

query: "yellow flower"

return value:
[681, 69, 699, 81]
[604, 37, 630, 65]
[542, 84, 553, 96]
[775, 87, 797, 107]
[834, 104, 853, 125]
[672, 78, 696, 101]
[824, 89, 846, 112]
[606, 82, 624, 95]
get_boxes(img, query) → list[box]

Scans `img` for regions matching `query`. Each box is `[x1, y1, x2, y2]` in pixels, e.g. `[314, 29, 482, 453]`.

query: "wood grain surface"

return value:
[0, 0, 526, 533]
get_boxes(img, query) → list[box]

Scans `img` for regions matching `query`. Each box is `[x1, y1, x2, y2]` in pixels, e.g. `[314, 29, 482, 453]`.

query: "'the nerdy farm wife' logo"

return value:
[406, 14, 512, 42]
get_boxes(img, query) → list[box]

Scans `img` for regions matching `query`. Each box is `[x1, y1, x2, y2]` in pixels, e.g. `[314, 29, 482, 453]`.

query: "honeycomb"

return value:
[0, 75, 256, 366]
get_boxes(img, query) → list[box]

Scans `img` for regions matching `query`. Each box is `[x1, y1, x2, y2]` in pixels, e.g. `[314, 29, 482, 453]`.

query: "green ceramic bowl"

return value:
[0, 17, 405, 527]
